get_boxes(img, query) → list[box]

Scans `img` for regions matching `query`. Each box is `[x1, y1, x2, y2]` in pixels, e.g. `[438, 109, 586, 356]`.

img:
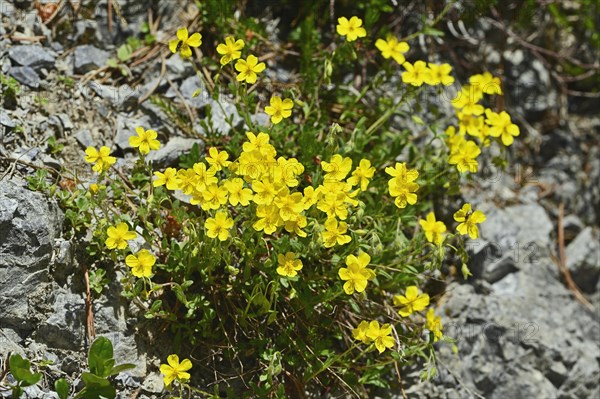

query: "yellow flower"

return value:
[448, 140, 481, 173]
[205, 147, 231, 171]
[385, 162, 419, 182]
[484, 109, 520, 146]
[192, 162, 218, 190]
[216, 36, 244, 66]
[125, 249, 156, 278]
[457, 111, 485, 138]
[347, 159, 375, 191]
[276, 252, 303, 277]
[401, 61, 431, 87]
[153, 167, 180, 190]
[375, 36, 409, 64]
[84, 146, 116, 173]
[242, 132, 274, 157]
[365, 321, 395, 353]
[205, 211, 234, 241]
[352, 320, 372, 344]
[105, 222, 137, 250]
[470, 72, 502, 95]
[322, 217, 351, 248]
[253, 204, 281, 234]
[201, 184, 229, 211]
[452, 85, 484, 115]
[419, 212, 447, 246]
[426, 308, 443, 342]
[393, 286, 430, 317]
[169, 27, 202, 58]
[317, 192, 348, 220]
[264, 96, 293, 124]
[160, 354, 192, 387]
[177, 168, 199, 195]
[234, 55, 266, 84]
[336, 16, 367, 42]
[338, 252, 375, 295]
[424, 63, 455, 86]
[284, 215, 308, 237]
[223, 178, 253, 206]
[89, 183, 99, 194]
[453, 203, 486, 239]
[274, 192, 304, 221]
[129, 126, 160, 154]
[322, 154, 353, 182]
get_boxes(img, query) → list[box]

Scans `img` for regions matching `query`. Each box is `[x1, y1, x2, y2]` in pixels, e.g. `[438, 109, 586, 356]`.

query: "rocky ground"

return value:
[1, 1, 599, 398]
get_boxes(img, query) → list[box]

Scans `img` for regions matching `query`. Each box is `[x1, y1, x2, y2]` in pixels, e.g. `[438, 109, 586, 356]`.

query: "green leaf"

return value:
[107, 363, 136, 376]
[461, 263, 473, 280]
[423, 27, 445, 37]
[411, 115, 425, 125]
[88, 337, 114, 377]
[9, 354, 42, 386]
[117, 45, 131, 62]
[55, 378, 69, 399]
[106, 58, 118, 68]
[79, 373, 116, 399]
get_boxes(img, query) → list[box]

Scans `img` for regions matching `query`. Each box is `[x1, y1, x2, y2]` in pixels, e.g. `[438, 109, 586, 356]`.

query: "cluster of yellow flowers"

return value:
[337, 16, 520, 175]
[352, 320, 395, 353]
[446, 73, 520, 173]
[355, 285, 442, 346]
[385, 162, 419, 209]
[418, 202, 486, 247]
[103, 222, 156, 278]
[80, 22, 509, 379]
[150, 131, 378, 252]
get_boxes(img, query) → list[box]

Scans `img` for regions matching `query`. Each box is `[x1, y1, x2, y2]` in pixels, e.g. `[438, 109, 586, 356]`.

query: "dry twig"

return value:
[556, 202, 593, 310]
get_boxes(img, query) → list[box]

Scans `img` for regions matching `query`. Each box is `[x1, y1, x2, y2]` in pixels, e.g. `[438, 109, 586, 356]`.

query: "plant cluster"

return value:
[23, 6, 523, 398]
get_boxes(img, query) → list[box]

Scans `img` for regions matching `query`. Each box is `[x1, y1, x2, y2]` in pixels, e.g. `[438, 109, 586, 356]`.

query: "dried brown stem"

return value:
[556, 203, 593, 310]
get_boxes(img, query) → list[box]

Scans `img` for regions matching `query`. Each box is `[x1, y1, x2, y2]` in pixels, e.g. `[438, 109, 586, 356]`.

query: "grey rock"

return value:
[165, 54, 193, 80]
[546, 361, 568, 388]
[33, 291, 85, 350]
[251, 111, 270, 127]
[489, 367, 557, 399]
[10, 147, 40, 163]
[481, 202, 554, 250]
[0, 328, 25, 356]
[484, 254, 518, 284]
[8, 45, 55, 71]
[566, 227, 600, 293]
[23, 385, 59, 399]
[407, 252, 600, 398]
[73, 45, 110, 74]
[41, 154, 61, 170]
[52, 239, 74, 287]
[558, 352, 600, 398]
[0, 110, 17, 128]
[141, 372, 165, 393]
[563, 214, 584, 240]
[55, 113, 74, 130]
[167, 74, 210, 109]
[0, 179, 63, 333]
[146, 136, 204, 168]
[75, 128, 95, 148]
[209, 97, 242, 135]
[88, 81, 139, 110]
[8, 66, 40, 88]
